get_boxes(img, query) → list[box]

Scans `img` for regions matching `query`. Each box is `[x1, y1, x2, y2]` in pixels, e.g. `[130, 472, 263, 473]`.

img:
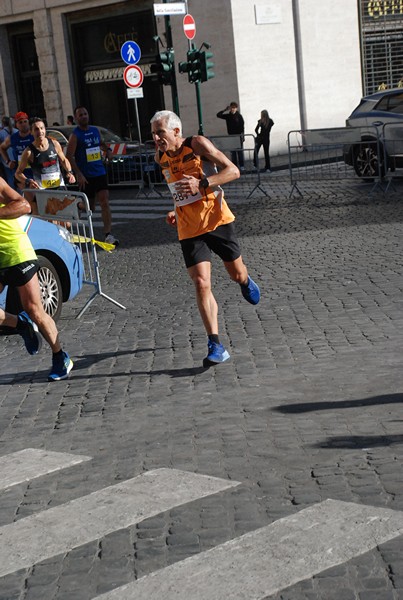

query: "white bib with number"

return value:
[168, 179, 203, 207]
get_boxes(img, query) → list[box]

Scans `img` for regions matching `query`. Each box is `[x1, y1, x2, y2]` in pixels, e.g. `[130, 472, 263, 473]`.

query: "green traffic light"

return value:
[200, 50, 215, 83]
[150, 49, 175, 85]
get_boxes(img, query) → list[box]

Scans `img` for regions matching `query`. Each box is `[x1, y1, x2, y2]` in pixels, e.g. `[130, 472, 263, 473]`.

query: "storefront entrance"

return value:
[69, 6, 163, 141]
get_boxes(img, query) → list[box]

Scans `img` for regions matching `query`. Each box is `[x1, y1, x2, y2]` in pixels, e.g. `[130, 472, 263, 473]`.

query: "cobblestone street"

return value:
[0, 175, 402, 600]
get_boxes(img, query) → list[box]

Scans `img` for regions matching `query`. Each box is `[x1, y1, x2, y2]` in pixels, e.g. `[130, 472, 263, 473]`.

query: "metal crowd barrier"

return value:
[106, 141, 165, 196]
[209, 134, 267, 198]
[381, 122, 403, 192]
[287, 126, 383, 196]
[34, 189, 126, 318]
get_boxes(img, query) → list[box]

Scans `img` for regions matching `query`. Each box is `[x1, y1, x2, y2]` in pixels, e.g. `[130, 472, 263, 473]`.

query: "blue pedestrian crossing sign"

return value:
[121, 41, 141, 65]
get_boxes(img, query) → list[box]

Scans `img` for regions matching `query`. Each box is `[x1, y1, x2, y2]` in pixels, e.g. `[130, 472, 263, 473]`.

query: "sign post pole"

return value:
[121, 41, 145, 187]
[163, 0, 180, 116]
[183, 16, 204, 136]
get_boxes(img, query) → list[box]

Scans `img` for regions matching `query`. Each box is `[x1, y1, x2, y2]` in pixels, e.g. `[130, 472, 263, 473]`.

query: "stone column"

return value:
[33, 9, 63, 124]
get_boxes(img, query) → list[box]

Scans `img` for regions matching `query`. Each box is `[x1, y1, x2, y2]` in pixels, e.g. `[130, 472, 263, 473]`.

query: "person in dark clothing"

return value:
[216, 102, 245, 169]
[253, 110, 274, 172]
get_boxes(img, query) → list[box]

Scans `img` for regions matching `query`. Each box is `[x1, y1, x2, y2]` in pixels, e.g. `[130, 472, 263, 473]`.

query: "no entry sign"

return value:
[183, 14, 196, 40]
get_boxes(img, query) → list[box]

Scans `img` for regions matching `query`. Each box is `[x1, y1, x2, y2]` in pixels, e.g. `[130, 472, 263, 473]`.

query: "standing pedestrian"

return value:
[0, 116, 17, 186]
[66, 106, 119, 246]
[150, 110, 260, 367]
[253, 110, 274, 172]
[0, 112, 34, 191]
[216, 102, 245, 170]
[0, 176, 73, 381]
[15, 118, 76, 190]
[66, 115, 74, 126]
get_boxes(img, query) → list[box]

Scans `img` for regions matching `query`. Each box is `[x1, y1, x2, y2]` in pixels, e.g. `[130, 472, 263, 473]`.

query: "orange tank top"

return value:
[159, 137, 235, 240]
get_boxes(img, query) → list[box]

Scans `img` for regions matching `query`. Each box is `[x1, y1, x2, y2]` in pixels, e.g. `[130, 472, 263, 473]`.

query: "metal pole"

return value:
[133, 98, 144, 183]
[163, 1, 180, 115]
[195, 81, 203, 135]
[292, 0, 307, 133]
[133, 98, 142, 145]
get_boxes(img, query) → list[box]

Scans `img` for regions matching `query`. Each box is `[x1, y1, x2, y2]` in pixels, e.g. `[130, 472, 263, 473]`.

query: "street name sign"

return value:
[153, 3, 186, 15]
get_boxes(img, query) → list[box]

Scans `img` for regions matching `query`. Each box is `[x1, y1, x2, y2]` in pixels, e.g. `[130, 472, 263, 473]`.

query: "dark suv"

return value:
[344, 88, 403, 178]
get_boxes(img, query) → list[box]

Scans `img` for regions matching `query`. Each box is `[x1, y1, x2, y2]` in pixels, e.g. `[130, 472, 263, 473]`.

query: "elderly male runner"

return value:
[150, 110, 260, 366]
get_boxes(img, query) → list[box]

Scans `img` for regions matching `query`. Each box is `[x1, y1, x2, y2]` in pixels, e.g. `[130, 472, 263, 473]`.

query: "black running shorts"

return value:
[180, 222, 242, 268]
[0, 259, 40, 287]
[83, 174, 108, 199]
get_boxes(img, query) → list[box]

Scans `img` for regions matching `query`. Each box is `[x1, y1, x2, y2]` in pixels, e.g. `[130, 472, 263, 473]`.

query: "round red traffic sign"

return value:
[183, 14, 196, 40]
[123, 65, 144, 88]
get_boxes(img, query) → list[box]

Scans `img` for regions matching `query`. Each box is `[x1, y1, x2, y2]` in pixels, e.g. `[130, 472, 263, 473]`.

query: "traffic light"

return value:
[150, 49, 175, 85]
[179, 47, 201, 84]
[178, 45, 214, 84]
[200, 50, 214, 82]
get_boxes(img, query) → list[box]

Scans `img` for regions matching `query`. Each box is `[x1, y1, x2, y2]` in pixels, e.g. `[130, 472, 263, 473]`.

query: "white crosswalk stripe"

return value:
[3, 452, 400, 599]
[92, 195, 255, 225]
[0, 448, 91, 491]
[91, 196, 171, 225]
[94, 499, 403, 600]
[0, 467, 240, 577]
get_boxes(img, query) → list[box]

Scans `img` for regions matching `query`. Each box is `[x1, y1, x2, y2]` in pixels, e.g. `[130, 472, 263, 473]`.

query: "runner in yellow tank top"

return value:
[151, 110, 261, 367]
[0, 176, 73, 381]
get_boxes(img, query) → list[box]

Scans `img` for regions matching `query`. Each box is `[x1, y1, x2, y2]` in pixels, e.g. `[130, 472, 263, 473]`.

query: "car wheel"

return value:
[37, 255, 63, 321]
[353, 142, 385, 180]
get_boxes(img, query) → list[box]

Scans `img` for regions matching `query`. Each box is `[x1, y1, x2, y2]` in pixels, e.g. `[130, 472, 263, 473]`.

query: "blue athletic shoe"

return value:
[17, 311, 42, 355]
[48, 351, 73, 382]
[240, 276, 261, 305]
[203, 341, 230, 367]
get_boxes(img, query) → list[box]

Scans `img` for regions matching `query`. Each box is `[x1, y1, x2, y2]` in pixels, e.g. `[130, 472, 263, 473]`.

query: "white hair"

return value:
[150, 110, 182, 136]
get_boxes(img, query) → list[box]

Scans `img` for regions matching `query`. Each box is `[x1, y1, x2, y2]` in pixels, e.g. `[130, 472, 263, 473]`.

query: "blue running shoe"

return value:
[17, 311, 42, 355]
[203, 341, 230, 367]
[240, 276, 260, 305]
[48, 351, 73, 382]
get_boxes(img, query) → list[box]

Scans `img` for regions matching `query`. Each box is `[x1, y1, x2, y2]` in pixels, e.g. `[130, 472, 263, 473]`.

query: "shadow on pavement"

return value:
[272, 393, 403, 413]
[312, 434, 403, 449]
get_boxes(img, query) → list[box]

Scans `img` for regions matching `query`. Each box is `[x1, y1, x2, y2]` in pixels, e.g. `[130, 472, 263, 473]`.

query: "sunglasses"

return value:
[17, 119, 29, 123]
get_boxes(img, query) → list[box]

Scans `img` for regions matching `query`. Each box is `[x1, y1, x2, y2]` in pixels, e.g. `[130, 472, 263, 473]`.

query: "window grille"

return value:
[359, 0, 403, 93]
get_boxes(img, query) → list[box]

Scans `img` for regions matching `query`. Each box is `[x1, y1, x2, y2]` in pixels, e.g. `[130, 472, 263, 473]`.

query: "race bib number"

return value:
[168, 179, 203, 207]
[86, 146, 101, 162]
[41, 172, 61, 188]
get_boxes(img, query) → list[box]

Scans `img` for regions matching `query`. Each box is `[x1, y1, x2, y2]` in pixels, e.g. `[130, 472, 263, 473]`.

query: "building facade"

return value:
[0, 1, 400, 153]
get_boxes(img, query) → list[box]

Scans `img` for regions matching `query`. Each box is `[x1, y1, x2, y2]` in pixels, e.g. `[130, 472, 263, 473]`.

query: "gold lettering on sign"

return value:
[367, 0, 403, 18]
[104, 32, 119, 53]
[104, 31, 139, 53]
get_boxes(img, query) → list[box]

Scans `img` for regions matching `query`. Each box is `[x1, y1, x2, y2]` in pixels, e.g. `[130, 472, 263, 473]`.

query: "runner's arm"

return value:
[15, 148, 37, 188]
[0, 178, 32, 216]
[0, 137, 13, 168]
[53, 139, 75, 183]
[66, 134, 87, 188]
[192, 135, 240, 186]
[173, 135, 239, 198]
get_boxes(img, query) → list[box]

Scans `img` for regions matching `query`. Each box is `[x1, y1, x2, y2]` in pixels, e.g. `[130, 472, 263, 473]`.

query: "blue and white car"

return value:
[0, 215, 84, 321]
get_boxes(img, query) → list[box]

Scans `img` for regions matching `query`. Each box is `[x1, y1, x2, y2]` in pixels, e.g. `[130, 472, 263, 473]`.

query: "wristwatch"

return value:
[199, 177, 209, 190]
